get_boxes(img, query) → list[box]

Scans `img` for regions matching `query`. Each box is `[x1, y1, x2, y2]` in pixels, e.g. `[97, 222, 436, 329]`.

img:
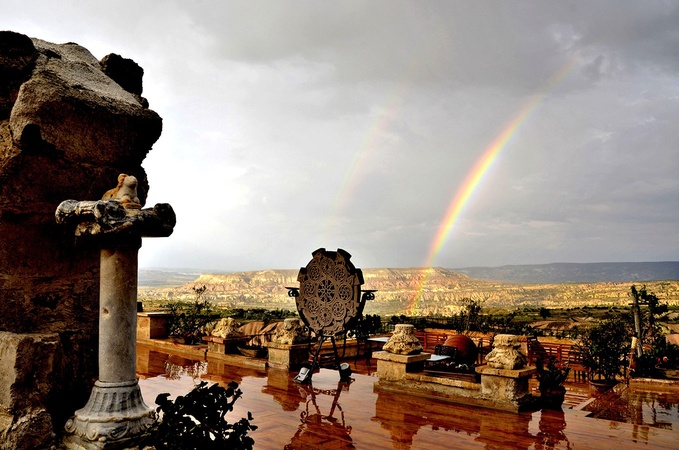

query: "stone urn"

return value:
[444, 335, 478, 365]
[383, 324, 423, 355]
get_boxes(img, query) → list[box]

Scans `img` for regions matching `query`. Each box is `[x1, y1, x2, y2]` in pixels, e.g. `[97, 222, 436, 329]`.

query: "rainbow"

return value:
[324, 82, 410, 241]
[408, 61, 579, 315]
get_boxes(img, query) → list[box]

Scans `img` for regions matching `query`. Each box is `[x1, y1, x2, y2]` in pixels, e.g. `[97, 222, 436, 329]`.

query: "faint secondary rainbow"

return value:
[323, 81, 410, 241]
[408, 61, 579, 315]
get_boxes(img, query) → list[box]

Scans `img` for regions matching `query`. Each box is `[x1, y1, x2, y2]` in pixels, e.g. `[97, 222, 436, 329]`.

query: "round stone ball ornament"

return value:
[296, 248, 365, 335]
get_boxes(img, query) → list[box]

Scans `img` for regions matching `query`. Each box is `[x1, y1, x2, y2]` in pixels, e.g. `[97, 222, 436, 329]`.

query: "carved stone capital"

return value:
[485, 334, 527, 370]
[209, 317, 244, 339]
[383, 324, 423, 355]
[55, 199, 175, 241]
[273, 318, 309, 345]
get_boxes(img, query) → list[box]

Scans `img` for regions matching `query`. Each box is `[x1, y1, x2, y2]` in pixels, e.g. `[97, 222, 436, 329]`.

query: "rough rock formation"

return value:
[0, 31, 161, 449]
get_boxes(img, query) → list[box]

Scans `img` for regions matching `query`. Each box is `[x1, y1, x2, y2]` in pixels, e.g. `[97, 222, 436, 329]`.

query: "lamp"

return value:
[293, 365, 312, 384]
[339, 363, 352, 383]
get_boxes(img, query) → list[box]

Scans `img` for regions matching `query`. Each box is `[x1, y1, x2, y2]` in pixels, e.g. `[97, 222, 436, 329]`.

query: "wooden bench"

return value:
[414, 330, 448, 353]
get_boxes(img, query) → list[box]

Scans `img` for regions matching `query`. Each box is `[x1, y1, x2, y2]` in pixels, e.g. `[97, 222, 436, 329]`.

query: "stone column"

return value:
[99, 242, 140, 383]
[56, 175, 175, 450]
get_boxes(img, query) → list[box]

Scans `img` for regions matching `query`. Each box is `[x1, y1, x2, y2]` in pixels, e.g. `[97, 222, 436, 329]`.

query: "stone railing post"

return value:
[56, 174, 175, 450]
[476, 334, 535, 409]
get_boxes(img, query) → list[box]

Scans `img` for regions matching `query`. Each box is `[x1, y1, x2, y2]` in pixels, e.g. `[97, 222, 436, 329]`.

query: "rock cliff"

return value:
[0, 31, 161, 449]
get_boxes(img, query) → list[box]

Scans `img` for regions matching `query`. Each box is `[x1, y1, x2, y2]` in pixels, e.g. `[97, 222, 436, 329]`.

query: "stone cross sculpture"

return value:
[56, 174, 175, 449]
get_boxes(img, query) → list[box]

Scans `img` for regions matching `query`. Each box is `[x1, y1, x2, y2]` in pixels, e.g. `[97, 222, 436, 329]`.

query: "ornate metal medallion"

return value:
[296, 248, 365, 335]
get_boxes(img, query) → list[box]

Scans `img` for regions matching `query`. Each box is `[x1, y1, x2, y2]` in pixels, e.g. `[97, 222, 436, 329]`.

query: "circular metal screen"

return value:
[296, 248, 365, 335]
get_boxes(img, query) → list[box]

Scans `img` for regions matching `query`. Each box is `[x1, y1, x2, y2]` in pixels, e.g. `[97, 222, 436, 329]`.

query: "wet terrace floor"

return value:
[136, 342, 678, 449]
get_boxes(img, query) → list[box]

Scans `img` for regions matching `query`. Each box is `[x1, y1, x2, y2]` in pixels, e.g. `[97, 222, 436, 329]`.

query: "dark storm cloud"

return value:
[4, 1, 678, 270]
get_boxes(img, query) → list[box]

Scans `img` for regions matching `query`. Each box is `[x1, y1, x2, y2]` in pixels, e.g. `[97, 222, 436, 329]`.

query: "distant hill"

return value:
[454, 262, 679, 284]
[140, 262, 679, 288]
[138, 269, 203, 287]
[138, 264, 679, 316]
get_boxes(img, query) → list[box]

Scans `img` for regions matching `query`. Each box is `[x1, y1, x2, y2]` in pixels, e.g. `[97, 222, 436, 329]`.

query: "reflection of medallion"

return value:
[285, 381, 354, 450]
[295, 248, 365, 335]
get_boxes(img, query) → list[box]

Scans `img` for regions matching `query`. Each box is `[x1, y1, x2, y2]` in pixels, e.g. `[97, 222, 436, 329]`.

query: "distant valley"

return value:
[455, 261, 679, 284]
[138, 262, 679, 317]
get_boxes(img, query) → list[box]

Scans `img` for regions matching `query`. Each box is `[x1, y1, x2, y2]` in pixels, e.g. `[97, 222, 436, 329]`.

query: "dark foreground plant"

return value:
[146, 381, 257, 450]
[535, 355, 570, 395]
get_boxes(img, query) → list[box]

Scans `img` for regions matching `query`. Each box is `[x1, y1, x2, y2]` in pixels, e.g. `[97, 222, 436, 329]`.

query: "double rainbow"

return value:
[410, 61, 579, 315]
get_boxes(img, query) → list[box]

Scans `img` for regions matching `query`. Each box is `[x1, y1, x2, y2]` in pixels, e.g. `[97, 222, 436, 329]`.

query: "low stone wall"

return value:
[136, 312, 171, 340]
[372, 332, 537, 413]
[375, 366, 536, 413]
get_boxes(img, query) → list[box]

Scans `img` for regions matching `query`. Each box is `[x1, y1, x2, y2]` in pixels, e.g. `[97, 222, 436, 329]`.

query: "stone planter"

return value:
[203, 336, 248, 354]
[540, 386, 566, 410]
[238, 345, 267, 358]
[589, 379, 617, 397]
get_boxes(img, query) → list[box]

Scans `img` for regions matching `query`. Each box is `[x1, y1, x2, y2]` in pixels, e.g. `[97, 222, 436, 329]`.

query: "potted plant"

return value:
[578, 315, 632, 393]
[535, 355, 570, 409]
[651, 338, 679, 379]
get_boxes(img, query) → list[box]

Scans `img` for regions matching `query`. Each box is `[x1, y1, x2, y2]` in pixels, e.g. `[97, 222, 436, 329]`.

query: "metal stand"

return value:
[295, 334, 342, 384]
[288, 250, 372, 385]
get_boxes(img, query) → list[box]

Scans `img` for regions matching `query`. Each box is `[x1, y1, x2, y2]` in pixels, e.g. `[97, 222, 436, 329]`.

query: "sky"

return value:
[4, 1, 679, 272]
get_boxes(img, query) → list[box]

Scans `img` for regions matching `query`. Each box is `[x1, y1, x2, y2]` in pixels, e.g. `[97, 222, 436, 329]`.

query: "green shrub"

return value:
[579, 315, 632, 383]
[165, 286, 215, 343]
